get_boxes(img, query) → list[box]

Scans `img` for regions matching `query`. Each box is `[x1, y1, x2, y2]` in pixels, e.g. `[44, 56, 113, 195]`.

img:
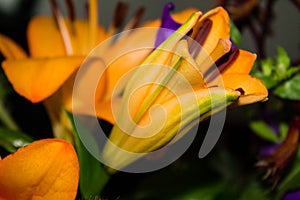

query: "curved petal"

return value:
[222, 74, 268, 105]
[27, 16, 66, 57]
[103, 88, 240, 170]
[195, 7, 230, 64]
[222, 50, 256, 75]
[0, 139, 79, 200]
[0, 34, 27, 59]
[2, 56, 84, 103]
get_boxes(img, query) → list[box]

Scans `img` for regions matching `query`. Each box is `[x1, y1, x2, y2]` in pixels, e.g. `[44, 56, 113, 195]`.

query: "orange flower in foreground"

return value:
[101, 7, 268, 171]
[0, 139, 79, 200]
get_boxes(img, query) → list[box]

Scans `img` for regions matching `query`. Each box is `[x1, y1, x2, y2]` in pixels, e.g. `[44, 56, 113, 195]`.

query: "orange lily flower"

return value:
[100, 7, 268, 171]
[0, 139, 79, 200]
[0, 0, 195, 140]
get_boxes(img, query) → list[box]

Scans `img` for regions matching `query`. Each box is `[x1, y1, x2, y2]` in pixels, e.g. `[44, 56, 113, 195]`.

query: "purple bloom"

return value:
[230, 39, 237, 48]
[259, 143, 280, 156]
[155, 2, 182, 47]
[283, 190, 300, 200]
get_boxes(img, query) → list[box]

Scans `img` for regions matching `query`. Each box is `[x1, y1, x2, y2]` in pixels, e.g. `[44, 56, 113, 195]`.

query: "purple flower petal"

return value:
[283, 189, 300, 200]
[230, 39, 237, 49]
[259, 143, 280, 156]
[155, 2, 182, 47]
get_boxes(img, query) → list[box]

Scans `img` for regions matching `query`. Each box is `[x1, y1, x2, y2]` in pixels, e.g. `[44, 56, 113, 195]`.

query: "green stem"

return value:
[0, 101, 19, 130]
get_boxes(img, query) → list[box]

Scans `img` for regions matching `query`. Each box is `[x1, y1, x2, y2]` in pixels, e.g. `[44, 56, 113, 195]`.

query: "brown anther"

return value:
[204, 47, 240, 83]
[49, 0, 59, 27]
[113, 2, 129, 29]
[190, 19, 212, 57]
[65, 0, 75, 22]
[194, 19, 213, 46]
[215, 47, 240, 73]
[126, 6, 146, 30]
[235, 88, 245, 95]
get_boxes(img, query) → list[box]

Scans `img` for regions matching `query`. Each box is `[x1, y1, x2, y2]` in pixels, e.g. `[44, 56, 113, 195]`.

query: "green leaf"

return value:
[230, 20, 241, 47]
[0, 128, 34, 153]
[239, 181, 270, 200]
[0, 70, 13, 99]
[65, 112, 110, 199]
[261, 58, 274, 77]
[259, 76, 278, 89]
[249, 121, 280, 143]
[284, 66, 300, 81]
[273, 74, 300, 100]
[276, 46, 290, 75]
[279, 122, 288, 141]
[176, 183, 223, 200]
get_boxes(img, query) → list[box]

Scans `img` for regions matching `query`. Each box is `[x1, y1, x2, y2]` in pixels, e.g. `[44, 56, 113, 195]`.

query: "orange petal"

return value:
[27, 16, 67, 57]
[222, 74, 268, 105]
[104, 48, 151, 101]
[222, 50, 256, 75]
[2, 56, 84, 103]
[72, 19, 108, 55]
[63, 59, 109, 120]
[0, 34, 27, 59]
[0, 139, 79, 200]
[95, 99, 122, 124]
[195, 7, 230, 64]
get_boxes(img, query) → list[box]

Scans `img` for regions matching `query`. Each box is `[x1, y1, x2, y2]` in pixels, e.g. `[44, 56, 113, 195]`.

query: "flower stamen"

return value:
[108, 2, 129, 36]
[88, 0, 98, 49]
[65, 0, 75, 22]
[49, 0, 73, 55]
[123, 6, 146, 31]
[205, 47, 239, 83]
[190, 19, 212, 57]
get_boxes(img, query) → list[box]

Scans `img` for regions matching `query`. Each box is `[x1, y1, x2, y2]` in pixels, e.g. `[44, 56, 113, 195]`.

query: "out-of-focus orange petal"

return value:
[27, 16, 66, 57]
[142, 8, 198, 27]
[2, 56, 84, 103]
[195, 7, 230, 64]
[27, 16, 108, 57]
[0, 34, 27, 59]
[95, 99, 122, 124]
[222, 50, 256, 75]
[222, 74, 268, 105]
[72, 19, 108, 55]
[63, 58, 108, 118]
[0, 139, 79, 200]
